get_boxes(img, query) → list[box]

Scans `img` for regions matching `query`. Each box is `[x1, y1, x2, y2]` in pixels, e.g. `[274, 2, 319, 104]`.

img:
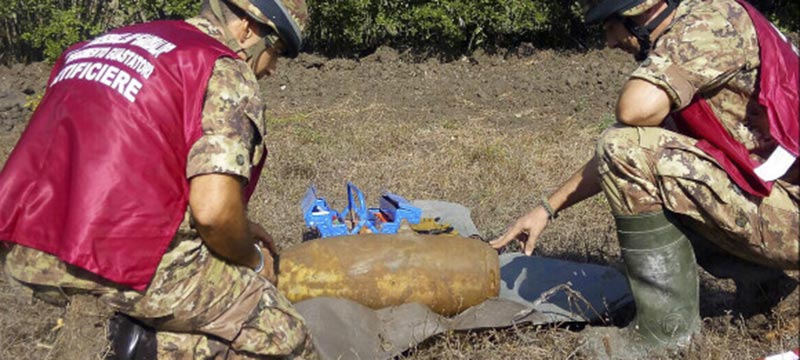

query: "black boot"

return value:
[107, 313, 157, 360]
[581, 211, 701, 359]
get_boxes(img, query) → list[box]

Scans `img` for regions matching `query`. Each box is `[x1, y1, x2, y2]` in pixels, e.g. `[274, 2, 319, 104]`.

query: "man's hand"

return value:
[249, 221, 277, 255]
[256, 245, 277, 284]
[490, 207, 550, 256]
[491, 155, 603, 256]
[250, 221, 278, 284]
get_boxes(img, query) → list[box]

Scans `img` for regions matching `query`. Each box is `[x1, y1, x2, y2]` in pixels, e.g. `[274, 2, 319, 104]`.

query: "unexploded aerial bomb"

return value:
[277, 232, 500, 316]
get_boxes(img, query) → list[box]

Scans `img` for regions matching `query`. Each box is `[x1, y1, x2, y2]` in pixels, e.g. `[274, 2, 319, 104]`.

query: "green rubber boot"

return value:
[581, 211, 701, 359]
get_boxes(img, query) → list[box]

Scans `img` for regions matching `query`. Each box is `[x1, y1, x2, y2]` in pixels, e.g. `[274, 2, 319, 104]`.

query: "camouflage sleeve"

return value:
[630, 0, 754, 110]
[186, 57, 267, 182]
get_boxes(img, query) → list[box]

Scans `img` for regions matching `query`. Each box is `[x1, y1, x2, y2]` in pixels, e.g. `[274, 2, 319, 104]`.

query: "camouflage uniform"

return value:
[596, 0, 799, 270]
[4, 17, 316, 359]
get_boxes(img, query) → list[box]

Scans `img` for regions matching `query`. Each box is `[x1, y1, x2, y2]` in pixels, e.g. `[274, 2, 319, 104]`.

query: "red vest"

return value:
[0, 21, 261, 291]
[672, 0, 799, 197]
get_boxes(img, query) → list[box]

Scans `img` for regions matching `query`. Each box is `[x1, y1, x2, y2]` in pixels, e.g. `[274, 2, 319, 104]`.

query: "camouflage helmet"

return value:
[226, 0, 309, 58]
[584, 0, 662, 24]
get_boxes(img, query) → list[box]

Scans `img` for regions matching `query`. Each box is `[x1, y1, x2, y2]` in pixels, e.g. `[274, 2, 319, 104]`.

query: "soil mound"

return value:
[0, 62, 49, 131]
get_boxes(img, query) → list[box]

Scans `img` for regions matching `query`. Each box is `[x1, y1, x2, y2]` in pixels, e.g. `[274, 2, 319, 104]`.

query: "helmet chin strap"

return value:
[622, 0, 680, 61]
[209, 0, 270, 73]
[244, 41, 269, 74]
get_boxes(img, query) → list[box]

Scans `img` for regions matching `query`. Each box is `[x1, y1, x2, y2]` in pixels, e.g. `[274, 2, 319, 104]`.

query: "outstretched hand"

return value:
[489, 207, 550, 256]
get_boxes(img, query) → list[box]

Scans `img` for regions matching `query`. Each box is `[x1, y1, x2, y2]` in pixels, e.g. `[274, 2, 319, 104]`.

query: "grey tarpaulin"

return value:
[410, 200, 481, 238]
[294, 201, 633, 360]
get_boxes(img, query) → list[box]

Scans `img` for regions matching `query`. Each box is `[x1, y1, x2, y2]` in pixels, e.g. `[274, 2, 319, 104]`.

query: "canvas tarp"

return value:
[294, 200, 633, 360]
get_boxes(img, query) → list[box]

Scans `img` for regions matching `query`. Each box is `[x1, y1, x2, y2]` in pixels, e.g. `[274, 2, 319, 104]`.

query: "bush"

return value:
[304, 0, 589, 55]
[751, 0, 800, 33]
[0, 0, 588, 62]
[0, 0, 198, 64]
[0, 0, 798, 63]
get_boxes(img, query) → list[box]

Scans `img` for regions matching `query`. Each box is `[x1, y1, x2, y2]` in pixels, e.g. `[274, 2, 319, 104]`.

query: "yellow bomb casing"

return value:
[277, 233, 500, 316]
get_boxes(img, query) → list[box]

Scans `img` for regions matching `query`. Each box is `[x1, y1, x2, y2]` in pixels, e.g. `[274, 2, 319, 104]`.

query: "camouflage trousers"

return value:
[3, 233, 318, 359]
[596, 125, 799, 270]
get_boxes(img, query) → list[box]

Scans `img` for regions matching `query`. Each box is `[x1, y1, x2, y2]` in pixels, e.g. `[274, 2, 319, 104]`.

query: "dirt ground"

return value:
[0, 45, 798, 359]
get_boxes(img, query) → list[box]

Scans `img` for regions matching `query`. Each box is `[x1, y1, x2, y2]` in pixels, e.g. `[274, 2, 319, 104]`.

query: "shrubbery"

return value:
[1, 0, 798, 63]
[0, 0, 198, 63]
[304, 0, 589, 55]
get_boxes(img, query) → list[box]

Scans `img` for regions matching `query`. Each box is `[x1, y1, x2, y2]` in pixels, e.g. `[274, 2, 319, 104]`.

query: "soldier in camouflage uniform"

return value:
[491, 0, 798, 357]
[2, 0, 318, 359]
